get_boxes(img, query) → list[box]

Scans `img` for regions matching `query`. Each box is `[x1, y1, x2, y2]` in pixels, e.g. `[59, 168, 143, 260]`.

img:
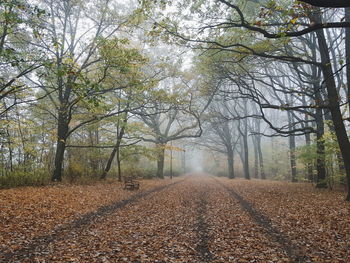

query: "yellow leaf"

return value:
[290, 18, 298, 24]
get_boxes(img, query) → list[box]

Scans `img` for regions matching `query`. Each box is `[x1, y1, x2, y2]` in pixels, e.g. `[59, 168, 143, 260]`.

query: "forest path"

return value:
[1, 175, 349, 262]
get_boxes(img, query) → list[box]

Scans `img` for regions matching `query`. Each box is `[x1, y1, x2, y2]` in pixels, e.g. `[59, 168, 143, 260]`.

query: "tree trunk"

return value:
[100, 140, 123, 181]
[287, 111, 297, 182]
[227, 148, 235, 179]
[88, 131, 96, 173]
[95, 128, 101, 173]
[100, 114, 127, 180]
[310, 53, 326, 186]
[313, 82, 326, 187]
[16, 106, 26, 168]
[324, 111, 345, 175]
[315, 106, 327, 188]
[170, 142, 173, 179]
[88, 128, 100, 174]
[182, 150, 186, 174]
[156, 144, 165, 179]
[304, 131, 314, 181]
[312, 12, 350, 198]
[345, 7, 350, 193]
[346, 8, 350, 118]
[100, 146, 118, 180]
[300, 0, 350, 8]
[52, 139, 67, 181]
[289, 137, 297, 182]
[304, 114, 314, 181]
[237, 139, 245, 171]
[252, 136, 259, 178]
[52, 110, 69, 182]
[242, 130, 250, 180]
[5, 124, 13, 172]
[257, 135, 266, 179]
[117, 148, 122, 182]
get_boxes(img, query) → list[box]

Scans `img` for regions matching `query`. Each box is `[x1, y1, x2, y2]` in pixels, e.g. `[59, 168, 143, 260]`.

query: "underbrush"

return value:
[0, 169, 50, 189]
[0, 163, 167, 189]
[163, 170, 181, 178]
[122, 166, 156, 179]
[64, 162, 97, 184]
[216, 171, 228, 177]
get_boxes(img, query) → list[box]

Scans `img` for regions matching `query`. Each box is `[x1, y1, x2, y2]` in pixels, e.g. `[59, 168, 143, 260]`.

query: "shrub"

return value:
[163, 170, 181, 178]
[64, 161, 98, 184]
[122, 166, 156, 179]
[0, 169, 50, 188]
[216, 171, 227, 177]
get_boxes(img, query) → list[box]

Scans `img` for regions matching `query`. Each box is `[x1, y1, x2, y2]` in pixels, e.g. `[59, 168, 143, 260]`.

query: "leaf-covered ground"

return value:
[0, 175, 349, 262]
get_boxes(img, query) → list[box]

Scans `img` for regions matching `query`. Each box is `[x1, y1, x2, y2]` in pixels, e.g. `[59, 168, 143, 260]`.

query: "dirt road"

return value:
[1, 174, 349, 262]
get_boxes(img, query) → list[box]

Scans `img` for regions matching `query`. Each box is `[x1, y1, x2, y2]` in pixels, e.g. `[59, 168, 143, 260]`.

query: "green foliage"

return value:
[0, 0, 46, 115]
[261, 139, 289, 180]
[0, 169, 50, 188]
[297, 142, 317, 167]
[296, 131, 346, 188]
[322, 131, 346, 189]
[65, 161, 89, 183]
[122, 166, 156, 179]
[98, 38, 148, 76]
[121, 144, 158, 162]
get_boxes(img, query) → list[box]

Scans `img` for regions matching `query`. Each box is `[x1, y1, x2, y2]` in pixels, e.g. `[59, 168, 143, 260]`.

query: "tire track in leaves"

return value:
[1, 178, 186, 262]
[195, 185, 214, 262]
[214, 177, 309, 262]
[35, 176, 201, 262]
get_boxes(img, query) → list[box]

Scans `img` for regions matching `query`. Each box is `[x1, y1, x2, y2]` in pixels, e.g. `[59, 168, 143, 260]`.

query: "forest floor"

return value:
[0, 174, 349, 263]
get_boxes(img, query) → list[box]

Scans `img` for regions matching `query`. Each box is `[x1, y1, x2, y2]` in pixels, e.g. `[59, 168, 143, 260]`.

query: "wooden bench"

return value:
[123, 177, 140, 190]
